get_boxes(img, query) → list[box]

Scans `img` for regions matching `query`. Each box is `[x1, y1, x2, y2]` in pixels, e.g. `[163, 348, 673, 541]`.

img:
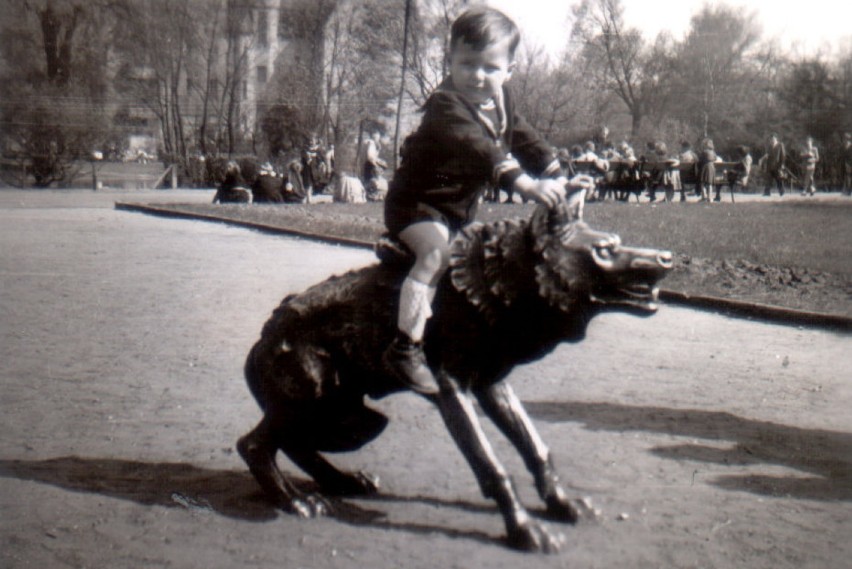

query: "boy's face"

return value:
[449, 37, 515, 105]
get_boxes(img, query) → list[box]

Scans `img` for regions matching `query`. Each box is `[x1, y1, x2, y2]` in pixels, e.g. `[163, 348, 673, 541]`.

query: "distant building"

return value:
[114, 0, 331, 158]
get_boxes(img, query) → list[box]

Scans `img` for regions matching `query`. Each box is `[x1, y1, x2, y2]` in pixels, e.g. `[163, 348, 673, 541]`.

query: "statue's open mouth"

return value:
[591, 283, 660, 312]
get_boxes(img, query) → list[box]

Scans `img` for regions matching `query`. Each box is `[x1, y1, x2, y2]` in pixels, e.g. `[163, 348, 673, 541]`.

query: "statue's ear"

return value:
[564, 188, 585, 221]
[548, 188, 585, 227]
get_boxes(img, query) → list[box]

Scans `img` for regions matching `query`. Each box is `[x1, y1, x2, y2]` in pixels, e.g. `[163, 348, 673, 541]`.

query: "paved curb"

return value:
[116, 201, 851, 334]
[115, 201, 373, 249]
[659, 291, 850, 333]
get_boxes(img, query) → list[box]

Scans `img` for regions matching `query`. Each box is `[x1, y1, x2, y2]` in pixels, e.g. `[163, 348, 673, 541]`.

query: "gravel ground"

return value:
[0, 188, 849, 569]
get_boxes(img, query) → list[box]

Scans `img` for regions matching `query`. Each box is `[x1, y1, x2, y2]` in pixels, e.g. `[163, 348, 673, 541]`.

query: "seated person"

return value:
[648, 142, 682, 202]
[679, 141, 698, 164]
[212, 161, 251, 204]
[613, 141, 639, 177]
[251, 162, 285, 203]
[577, 141, 609, 174]
[678, 141, 699, 193]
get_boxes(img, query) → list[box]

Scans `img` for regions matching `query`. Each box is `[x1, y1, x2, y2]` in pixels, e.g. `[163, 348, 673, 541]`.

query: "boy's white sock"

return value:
[398, 277, 434, 342]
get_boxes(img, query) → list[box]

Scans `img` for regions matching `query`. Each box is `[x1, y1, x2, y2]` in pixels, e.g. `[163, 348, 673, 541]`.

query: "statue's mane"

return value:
[449, 205, 584, 323]
[449, 218, 532, 323]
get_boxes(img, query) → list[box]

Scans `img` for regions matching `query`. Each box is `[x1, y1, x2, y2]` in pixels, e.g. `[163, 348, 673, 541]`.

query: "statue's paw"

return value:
[323, 470, 380, 496]
[507, 519, 565, 554]
[288, 494, 331, 518]
[351, 470, 380, 495]
[545, 494, 600, 524]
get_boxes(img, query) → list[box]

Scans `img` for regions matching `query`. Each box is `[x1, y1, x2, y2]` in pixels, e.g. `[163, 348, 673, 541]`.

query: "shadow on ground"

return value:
[0, 456, 502, 547]
[526, 400, 852, 501]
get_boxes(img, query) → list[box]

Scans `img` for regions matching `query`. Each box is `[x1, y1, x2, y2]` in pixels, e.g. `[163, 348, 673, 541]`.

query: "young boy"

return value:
[382, 7, 575, 395]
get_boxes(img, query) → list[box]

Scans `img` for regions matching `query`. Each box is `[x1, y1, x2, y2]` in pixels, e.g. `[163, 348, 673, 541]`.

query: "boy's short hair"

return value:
[450, 6, 521, 58]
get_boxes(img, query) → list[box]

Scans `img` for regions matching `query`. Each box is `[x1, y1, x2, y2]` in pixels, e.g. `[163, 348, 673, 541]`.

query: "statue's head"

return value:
[530, 189, 673, 315]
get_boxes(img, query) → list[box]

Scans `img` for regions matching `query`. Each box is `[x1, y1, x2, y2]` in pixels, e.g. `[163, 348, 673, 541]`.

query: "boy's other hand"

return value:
[514, 175, 566, 208]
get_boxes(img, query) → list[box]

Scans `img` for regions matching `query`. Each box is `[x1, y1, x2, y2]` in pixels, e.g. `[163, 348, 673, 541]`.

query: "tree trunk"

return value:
[38, 2, 80, 86]
[630, 110, 643, 138]
[392, 0, 412, 172]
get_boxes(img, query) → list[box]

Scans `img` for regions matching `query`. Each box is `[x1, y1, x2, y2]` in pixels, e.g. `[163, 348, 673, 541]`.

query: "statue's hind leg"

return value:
[278, 396, 387, 496]
[283, 447, 380, 496]
[242, 335, 386, 513]
[237, 415, 330, 517]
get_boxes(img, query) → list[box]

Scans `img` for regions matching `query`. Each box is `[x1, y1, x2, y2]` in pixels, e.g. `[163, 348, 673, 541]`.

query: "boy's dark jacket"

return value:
[385, 78, 559, 234]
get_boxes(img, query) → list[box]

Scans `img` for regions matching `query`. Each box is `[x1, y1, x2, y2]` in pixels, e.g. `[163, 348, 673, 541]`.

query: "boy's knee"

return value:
[411, 244, 450, 285]
[420, 245, 450, 274]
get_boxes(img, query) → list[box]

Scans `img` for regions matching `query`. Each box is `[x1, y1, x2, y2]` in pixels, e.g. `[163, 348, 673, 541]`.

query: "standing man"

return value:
[362, 131, 388, 189]
[799, 136, 820, 196]
[763, 133, 786, 197]
[842, 133, 852, 196]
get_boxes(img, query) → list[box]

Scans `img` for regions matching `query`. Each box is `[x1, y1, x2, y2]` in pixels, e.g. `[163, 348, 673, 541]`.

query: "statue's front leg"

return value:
[474, 382, 596, 523]
[435, 373, 563, 553]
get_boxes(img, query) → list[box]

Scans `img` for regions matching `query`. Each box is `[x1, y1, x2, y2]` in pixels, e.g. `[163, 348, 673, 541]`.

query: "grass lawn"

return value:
[139, 199, 852, 317]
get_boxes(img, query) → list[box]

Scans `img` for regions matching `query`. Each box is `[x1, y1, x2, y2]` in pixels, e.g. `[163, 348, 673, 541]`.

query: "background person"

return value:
[212, 161, 250, 204]
[649, 142, 682, 202]
[763, 133, 786, 197]
[843, 133, 852, 196]
[252, 162, 284, 203]
[698, 138, 717, 202]
[799, 136, 820, 196]
[362, 131, 388, 189]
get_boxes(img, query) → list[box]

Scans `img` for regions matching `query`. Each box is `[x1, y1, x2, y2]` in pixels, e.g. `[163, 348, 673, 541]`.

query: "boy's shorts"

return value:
[386, 201, 454, 237]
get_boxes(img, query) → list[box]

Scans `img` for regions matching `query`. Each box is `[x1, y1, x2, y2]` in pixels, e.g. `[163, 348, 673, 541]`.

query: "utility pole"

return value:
[392, 0, 413, 172]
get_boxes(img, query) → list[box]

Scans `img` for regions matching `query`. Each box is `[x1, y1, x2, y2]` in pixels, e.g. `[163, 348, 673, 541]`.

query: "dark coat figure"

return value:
[212, 163, 250, 204]
[301, 142, 324, 193]
[252, 173, 284, 203]
[283, 160, 309, 203]
[763, 135, 786, 196]
[841, 134, 852, 195]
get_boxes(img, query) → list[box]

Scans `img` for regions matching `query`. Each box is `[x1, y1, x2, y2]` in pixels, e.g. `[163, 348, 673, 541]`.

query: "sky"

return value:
[487, 0, 852, 59]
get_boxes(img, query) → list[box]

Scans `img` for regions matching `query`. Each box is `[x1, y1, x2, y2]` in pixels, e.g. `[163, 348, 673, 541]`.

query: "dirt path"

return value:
[1, 190, 849, 569]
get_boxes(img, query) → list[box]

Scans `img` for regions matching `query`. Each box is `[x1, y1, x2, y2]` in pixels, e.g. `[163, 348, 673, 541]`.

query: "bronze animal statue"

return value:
[237, 189, 672, 552]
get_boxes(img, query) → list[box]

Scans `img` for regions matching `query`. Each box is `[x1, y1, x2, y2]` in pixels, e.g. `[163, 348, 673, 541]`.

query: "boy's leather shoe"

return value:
[383, 334, 439, 395]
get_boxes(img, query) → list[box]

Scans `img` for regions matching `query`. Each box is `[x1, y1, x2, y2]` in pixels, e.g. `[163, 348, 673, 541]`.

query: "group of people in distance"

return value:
[549, 130, 842, 205]
[548, 137, 746, 203]
[211, 138, 336, 205]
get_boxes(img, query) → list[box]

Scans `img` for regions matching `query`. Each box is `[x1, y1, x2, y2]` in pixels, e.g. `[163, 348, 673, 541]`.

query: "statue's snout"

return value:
[627, 247, 673, 273]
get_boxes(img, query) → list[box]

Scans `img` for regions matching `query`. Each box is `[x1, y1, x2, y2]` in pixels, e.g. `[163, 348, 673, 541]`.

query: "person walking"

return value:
[763, 133, 786, 197]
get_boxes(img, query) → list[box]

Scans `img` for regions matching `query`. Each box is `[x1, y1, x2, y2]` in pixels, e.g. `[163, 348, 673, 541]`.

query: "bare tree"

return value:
[672, 4, 762, 140]
[404, 0, 467, 106]
[317, 0, 400, 171]
[0, 0, 115, 186]
[510, 45, 602, 145]
[572, 0, 672, 138]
